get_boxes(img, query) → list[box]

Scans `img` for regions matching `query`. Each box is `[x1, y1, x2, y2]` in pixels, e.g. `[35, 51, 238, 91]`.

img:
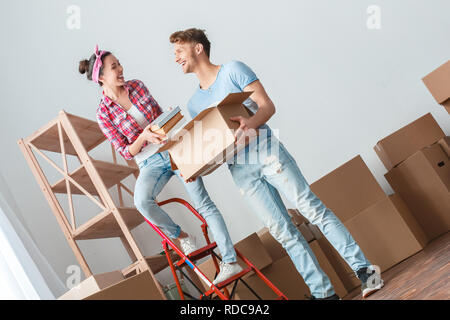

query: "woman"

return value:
[78, 46, 242, 285]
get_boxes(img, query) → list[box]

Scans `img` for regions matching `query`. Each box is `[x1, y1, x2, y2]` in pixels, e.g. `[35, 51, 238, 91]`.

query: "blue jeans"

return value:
[228, 134, 372, 298]
[134, 151, 237, 263]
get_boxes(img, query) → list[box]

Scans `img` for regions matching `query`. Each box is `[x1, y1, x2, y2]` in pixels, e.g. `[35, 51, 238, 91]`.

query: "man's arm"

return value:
[230, 79, 276, 144]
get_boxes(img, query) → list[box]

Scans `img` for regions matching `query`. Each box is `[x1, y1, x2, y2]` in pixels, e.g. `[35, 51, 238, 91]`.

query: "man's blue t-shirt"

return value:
[187, 60, 271, 131]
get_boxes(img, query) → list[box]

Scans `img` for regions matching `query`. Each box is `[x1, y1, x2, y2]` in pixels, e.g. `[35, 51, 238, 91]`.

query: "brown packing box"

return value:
[317, 194, 428, 291]
[310, 155, 386, 222]
[84, 271, 165, 300]
[345, 194, 428, 272]
[158, 92, 256, 180]
[231, 241, 347, 299]
[58, 270, 125, 300]
[373, 113, 445, 171]
[197, 232, 272, 292]
[422, 60, 450, 114]
[385, 142, 450, 240]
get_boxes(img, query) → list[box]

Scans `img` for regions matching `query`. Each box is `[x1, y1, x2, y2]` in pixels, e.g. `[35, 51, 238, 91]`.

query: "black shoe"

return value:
[357, 267, 384, 299]
[305, 293, 341, 300]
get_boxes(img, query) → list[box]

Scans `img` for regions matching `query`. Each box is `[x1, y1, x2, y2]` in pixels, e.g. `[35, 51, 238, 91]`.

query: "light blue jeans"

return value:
[227, 133, 372, 298]
[134, 151, 237, 263]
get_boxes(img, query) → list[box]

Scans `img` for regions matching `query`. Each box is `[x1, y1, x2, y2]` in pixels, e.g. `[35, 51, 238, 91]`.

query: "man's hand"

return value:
[229, 116, 258, 145]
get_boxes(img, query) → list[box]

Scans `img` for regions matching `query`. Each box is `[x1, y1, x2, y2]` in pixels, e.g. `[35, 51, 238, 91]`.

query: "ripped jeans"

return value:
[227, 133, 371, 298]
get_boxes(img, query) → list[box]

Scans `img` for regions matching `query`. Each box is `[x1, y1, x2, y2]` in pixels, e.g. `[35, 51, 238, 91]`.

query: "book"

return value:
[150, 106, 181, 131]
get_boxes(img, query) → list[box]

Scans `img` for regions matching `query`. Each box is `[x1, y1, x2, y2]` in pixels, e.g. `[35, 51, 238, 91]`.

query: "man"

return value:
[170, 28, 384, 299]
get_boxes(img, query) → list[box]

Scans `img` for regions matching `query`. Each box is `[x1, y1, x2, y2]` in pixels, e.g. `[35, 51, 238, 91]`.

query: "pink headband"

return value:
[92, 45, 106, 84]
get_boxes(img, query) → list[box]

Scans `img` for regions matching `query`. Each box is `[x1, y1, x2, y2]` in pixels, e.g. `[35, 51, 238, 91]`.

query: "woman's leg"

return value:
[134, 153, 180, 239]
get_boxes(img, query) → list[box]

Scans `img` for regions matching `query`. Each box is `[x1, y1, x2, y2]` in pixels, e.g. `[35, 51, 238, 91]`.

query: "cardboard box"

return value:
[58, 270, 125, 300]
[159, 92, 256, 180]
[422, 60, 450, 114]
[84, 271, 165, 300]
[374, 113, 445, 170]
[385, 142, 450, 240]
[317, 194, 428, 291]
[345, 194, 428, 272]
[310, 155, 386, 222]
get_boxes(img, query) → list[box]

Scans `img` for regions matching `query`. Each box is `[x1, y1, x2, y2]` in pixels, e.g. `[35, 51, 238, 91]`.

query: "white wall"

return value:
[1, 0, 449, 295]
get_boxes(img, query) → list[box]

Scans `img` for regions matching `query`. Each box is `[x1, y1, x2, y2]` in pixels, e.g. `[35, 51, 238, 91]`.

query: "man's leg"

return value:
[260, 137, 372, 274]
[175, 172, 237, 264]
[228, 162, 335, 299]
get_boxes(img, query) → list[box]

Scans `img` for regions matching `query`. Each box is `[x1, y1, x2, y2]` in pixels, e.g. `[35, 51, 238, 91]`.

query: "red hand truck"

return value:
[144, 197, 288, 300]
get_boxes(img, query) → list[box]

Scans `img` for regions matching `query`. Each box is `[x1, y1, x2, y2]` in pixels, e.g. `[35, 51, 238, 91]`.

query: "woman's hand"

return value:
[141, 124, 167, 145]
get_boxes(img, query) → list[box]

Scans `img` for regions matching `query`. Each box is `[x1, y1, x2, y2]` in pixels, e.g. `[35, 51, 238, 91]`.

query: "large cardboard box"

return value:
[422, 60, 450, 114]
[374, 113, 445, 171]
[310, 155, 386, 222]
[317, 194, 428, 291]
[159, 92, 255, 180]
[83, 271, 165, 300]
[58, 270, 125, 300]
[344, 194, 428, 273]
[385, 142, 450, 240]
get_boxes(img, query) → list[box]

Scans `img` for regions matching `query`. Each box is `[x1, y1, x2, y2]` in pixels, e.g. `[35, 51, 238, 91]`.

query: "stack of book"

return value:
[150, 106, 184, 135]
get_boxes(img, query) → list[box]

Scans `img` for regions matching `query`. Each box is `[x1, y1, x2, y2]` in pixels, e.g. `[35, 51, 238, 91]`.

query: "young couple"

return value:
[79, 28, 383, 299]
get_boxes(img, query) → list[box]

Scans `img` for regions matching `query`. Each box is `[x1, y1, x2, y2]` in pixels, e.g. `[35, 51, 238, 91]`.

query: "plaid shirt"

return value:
[96, 79, 163, 160]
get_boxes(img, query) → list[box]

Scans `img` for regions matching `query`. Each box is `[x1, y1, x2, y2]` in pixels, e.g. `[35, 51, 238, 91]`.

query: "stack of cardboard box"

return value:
[307, 155, 428, 292]
[422, 60, 450, 114]
[374, 113, 450, 241]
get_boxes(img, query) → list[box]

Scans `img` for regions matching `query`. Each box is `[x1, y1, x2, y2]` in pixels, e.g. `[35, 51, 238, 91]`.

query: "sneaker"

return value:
[357, 266, 384, 299]
[305, 293, 341, 300]
[178, 235, 198, 256]
[212, 261, 244, 285]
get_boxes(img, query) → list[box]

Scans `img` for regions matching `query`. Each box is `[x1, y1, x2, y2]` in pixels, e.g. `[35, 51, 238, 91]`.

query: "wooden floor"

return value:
[343, 231, 450, 300]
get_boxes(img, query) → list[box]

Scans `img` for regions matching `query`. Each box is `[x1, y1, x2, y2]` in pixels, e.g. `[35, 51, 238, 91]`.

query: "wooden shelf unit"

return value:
[17, 110, 167, 299]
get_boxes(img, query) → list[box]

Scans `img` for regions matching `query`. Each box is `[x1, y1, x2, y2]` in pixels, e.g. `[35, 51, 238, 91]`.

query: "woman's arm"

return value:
[96, 113, 165, 160]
